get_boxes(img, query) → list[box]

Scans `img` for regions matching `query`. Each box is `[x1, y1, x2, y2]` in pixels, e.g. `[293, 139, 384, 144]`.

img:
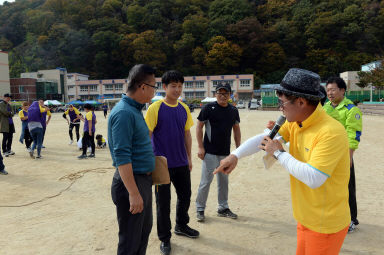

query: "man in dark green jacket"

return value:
[326, 77, 362, 233]
[0, 93, 15, 158]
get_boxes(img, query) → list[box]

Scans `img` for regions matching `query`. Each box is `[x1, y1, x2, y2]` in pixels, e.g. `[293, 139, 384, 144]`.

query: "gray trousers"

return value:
[196, 153, 229, 212]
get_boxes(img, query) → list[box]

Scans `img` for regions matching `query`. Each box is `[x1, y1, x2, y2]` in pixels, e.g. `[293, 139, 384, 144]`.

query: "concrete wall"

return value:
[0, 51, 11, 97]
[340, 71, 369, 91]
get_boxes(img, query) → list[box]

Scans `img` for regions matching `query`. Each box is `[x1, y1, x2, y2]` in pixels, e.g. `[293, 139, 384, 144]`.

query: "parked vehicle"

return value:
[237, 100, 245, 109]
[56, 106, 67, 112]
[249, 99, 259, 110]
[188, 104, 195, 112]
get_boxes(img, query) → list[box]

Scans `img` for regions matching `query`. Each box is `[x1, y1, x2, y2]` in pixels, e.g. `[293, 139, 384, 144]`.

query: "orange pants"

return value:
[296, 222, 348, 255]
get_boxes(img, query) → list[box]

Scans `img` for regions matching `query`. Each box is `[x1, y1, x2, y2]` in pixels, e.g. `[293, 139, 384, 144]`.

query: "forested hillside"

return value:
[1, 0, 384, 85]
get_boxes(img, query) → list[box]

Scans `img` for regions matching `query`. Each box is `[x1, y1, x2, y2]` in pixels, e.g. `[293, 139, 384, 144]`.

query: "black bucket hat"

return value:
[275, 68, 323, 100]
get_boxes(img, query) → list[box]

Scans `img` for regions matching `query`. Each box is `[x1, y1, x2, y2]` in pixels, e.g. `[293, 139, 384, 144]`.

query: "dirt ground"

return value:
[1, 109, 383, 255]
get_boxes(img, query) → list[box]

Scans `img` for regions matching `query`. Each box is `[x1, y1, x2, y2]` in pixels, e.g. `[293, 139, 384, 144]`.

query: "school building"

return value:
[73, 74, 254, 102]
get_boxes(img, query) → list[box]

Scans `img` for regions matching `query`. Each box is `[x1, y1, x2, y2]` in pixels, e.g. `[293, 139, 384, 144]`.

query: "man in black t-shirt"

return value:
[195, 83, 241, 222]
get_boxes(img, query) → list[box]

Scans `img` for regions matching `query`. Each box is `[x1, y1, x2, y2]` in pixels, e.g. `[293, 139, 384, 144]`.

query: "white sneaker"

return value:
[3, 152, 9, 157]
[348, 221, 357, 233]
[69, 140, 73, 145]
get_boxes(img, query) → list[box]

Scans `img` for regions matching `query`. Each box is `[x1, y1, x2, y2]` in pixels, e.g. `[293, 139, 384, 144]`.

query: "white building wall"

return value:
[67, 73, 89, 101]
[340, 71, 369, 91]
[0, 51, 11, 97]
[156, 74, 254, 100]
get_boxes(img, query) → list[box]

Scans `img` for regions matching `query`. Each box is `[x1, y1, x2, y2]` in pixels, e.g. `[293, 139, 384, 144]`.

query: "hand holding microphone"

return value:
[267, 115, 286, 139]
[259, 115, 286, 152]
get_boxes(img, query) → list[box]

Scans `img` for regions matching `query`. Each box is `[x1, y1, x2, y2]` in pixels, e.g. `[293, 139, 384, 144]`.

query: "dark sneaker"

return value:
[29, 151, 35, 159]
[174, 225, 199, 238]
[42, 145, 46, 149]
[88, 153, 95, 158]
[196, 211, 205, 222]
[218, 208, 238, 219]
[0, 169, 8, 175]
[78, 154, 87, 159]
[160, 241, 171, 255]
[36, 155, 42, 159]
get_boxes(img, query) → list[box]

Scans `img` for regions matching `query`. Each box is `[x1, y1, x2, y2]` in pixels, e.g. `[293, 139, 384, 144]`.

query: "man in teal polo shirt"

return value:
[325, 77, 363, 233]
[108, 64, 156, 255]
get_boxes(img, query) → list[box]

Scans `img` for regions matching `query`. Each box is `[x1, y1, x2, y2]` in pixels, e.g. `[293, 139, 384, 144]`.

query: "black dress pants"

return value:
[111, 174, 153, 255]
[349, 161, 358, 224]
[69, 123, 80, 141]
[24, 128, 32, 148]
[82, 131, 95, 155]
[2, 124, 14, 153]
[156, 165, 191, 242]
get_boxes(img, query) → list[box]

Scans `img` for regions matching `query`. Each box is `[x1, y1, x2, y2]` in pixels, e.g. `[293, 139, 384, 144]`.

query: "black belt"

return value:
[134, 172, 152, 176]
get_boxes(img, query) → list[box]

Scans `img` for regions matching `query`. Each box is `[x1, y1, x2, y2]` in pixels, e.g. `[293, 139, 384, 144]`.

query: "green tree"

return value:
[357, 61, 384, 90]
[131, 30, 167, 69]
[205, 36, 242, 74]
[182, 14, 209, 44]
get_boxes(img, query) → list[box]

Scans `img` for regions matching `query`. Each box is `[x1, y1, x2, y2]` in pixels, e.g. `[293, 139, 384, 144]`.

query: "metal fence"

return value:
[261, 90, 384, 107]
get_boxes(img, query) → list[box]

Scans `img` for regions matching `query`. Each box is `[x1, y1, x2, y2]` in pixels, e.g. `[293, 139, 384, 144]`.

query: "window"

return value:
[80, 85, 88, 92]
[195, 92, 205, 98]
[240, 80, 251, 87]
[184, 81, 193, 88]
[115, 84, 123, 90]
[213, 80, 233, 87]
[19, 86, 24, 93]
[184, 92, 194, 98]
[105, 84, 113, 91]
[90, 85, 98, 91]
[156, 82, 162, 88]
[88, 95, 98, 100]
[80, 95, 88, 100]
[195, 81, 205, 88]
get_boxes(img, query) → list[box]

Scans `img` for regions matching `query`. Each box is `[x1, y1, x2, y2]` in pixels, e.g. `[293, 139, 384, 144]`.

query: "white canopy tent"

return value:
[201, 97, 216, 103]
[151, 95, 164, 103]
[44, 100, 63, 106]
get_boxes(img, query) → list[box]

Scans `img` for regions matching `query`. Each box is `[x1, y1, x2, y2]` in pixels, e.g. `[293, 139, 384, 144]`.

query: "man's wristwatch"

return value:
[273, 149, 285, 159]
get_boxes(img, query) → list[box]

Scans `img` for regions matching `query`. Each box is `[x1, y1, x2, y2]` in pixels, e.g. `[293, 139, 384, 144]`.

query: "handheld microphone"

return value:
[268, 115, 286, 139]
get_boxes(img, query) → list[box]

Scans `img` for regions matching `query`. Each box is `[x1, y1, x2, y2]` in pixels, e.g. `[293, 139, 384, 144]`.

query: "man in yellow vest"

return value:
[325, 77, 362, 233]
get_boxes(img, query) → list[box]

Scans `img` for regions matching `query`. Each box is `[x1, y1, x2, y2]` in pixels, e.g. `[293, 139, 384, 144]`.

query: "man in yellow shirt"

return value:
[78, 103, 96, 159]
[215, 68, 350, 255]
[63, 104, 81, 144]
[18, 102, 33, 151]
